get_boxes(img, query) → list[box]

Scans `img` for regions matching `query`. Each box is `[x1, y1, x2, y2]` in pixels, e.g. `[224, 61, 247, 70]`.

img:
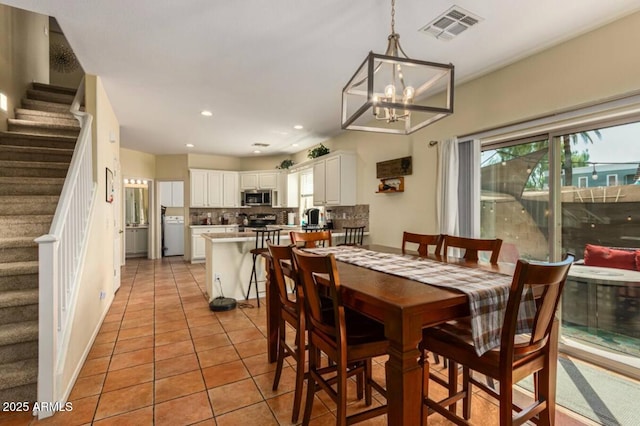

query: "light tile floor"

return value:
[0, 257, 598, 425]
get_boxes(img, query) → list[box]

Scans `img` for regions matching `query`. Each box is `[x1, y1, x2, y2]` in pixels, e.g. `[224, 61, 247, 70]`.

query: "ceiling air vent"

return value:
[419, 6, 482, 41]
[252, 143, 270, 147]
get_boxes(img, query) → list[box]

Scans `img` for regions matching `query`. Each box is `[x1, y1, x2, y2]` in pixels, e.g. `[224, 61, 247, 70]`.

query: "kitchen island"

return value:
[202, 228, 366, 301]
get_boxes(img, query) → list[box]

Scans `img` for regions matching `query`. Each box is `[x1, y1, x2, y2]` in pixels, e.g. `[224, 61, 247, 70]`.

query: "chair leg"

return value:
[462, 367, 471, 420]
[498, 378, 513, 426]
[291, 328, 305, 423]
[303, 348, 318, 425]
[272, 320, 286, 391]
[447, 361, 458, 413]
[364, 359, 373, 405]
[337, 361, 348, 426]
[246, 254, 260, 307]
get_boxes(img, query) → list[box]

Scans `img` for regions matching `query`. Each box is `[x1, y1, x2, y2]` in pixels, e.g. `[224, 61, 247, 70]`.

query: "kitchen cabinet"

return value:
[159, 181, 184, 207]
[190, 226, 238, 262]
[239, 171, 278, 190]
[286, 171, 299, 208]
[313, 152, 356, 206]
[125, 227, 148, 257]
[190, 169, 238, 207]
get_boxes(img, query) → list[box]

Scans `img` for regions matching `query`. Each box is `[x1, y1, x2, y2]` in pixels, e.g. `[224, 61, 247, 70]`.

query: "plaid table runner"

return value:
[305, 246, 535, 356]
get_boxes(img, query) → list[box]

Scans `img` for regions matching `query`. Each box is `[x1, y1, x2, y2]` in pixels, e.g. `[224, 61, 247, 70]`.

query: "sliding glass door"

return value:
[480, 119, 640, 367]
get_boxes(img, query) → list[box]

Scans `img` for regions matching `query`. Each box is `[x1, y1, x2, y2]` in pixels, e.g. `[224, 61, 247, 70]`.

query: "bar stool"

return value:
[339, 226, 365, 246]
[246, 228, 281, 306]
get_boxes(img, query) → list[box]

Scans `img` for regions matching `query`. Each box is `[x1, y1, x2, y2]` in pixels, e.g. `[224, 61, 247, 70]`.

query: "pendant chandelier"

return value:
[341, 0, 454, 135]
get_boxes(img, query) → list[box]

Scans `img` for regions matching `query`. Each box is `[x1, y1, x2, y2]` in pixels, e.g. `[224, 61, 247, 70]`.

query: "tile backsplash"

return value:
[189, 205, 369, 230]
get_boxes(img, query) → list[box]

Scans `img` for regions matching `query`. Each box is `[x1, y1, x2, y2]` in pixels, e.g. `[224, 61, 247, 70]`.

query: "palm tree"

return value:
[562, 130, 602, 186]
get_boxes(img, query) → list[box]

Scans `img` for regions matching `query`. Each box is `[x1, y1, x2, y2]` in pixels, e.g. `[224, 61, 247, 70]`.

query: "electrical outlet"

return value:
[215, 273, 221, 281]
[342, 212, 347, 219]
[99, 291, 106, 300]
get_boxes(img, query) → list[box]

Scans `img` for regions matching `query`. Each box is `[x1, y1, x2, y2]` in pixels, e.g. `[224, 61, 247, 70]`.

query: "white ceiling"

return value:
[4, 0, 640, 157]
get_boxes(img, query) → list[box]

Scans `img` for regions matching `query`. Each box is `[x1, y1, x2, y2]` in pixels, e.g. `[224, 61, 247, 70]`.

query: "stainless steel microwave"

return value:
[241, 189, 272, 206]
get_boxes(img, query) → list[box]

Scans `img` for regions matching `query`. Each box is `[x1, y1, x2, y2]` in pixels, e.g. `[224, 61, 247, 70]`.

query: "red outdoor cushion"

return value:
[583, 244, 636, 271]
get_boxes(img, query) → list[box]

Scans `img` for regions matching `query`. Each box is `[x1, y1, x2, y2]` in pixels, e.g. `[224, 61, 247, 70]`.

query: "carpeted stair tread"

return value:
[8, 120, 81, 138]
[0, 160, 69, 178]
[0, 262, 39, 277]
[0, 340, 37, 365]
[21, 98, 82, 114]
[0, 160, 69, 170]
[0, 131, 77, 150]
[26, 89, 74, 105]
[14, 109, 79, 127]
[0, 237, 38, 249]
[0, 321, 38, 348]
[0, 195, 60, 216]
[31, 82, 77, 96]
[0, 289, 38, 308]
[0, 358, 38, 391]
[0, 214, 53, 224]
[0, 145, 73, 163]
[0, 176, 65, 196]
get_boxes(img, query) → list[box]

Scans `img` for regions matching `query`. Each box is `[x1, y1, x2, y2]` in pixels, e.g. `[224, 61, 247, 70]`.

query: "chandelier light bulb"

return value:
[384, 84, 396, 98]
[403, 86, 415, 101]
[591, 164, 598, 180]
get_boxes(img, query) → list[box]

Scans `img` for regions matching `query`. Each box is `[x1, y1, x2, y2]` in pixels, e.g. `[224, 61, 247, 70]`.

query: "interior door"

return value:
[113, 161, 122, 292]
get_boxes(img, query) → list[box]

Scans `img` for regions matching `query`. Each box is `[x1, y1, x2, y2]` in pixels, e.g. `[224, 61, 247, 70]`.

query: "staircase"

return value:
[0, 83, 79, 404]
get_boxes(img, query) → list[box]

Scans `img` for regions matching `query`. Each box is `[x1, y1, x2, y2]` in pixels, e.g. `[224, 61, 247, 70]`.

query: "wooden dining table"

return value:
[263, 244, 518, 426]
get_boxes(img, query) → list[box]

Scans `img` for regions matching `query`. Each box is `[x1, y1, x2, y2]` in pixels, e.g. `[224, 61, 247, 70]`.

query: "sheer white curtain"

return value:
[436, 137, 459, 237]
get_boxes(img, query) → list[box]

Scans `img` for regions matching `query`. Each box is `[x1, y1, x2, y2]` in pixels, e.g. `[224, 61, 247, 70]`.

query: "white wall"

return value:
[0, 4, 48, 131]
[60, 75, 121, 395]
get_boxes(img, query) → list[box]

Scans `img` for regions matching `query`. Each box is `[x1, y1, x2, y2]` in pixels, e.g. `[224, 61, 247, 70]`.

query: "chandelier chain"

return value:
[391, 0, 396, 34]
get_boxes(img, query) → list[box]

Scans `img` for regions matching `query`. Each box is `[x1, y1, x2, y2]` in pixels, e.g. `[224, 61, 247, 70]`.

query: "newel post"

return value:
[34, 234, 60, 419]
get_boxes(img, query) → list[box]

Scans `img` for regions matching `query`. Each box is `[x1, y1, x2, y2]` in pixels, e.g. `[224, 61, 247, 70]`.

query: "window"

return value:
[607, 174, 618, 186]
[578, 176, 588, 188]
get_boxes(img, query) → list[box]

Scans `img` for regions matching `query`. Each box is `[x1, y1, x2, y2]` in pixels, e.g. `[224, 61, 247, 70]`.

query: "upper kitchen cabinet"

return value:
[313, 152, 356, 206]
[239, 171, 278, 190]
[159, 181, 184, 208]
[190, 169, 238, 208]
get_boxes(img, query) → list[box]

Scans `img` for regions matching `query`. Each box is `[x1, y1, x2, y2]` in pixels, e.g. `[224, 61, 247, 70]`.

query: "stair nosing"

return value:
[8, 119, 80, 131]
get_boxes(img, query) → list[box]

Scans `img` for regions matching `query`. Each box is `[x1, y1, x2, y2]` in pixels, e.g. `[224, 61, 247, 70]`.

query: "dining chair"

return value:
[442, 235, 503, 263]
[290, 230, 332, 248]
[292, 247, 388, 425]
[267, 242, 306, 423]
[402, 232, 443, 257]
[245, 228, 281, 307]
[339, 225, 365, 246]
[421, 254, 574, 426]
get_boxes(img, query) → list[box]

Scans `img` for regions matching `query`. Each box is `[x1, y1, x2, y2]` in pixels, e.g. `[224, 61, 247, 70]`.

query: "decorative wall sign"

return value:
[106, 168, 114, 203]
[376, 156, 412, 178]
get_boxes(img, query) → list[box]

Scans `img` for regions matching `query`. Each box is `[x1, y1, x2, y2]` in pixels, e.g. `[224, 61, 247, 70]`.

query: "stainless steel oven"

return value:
[241, 189, 272, 206]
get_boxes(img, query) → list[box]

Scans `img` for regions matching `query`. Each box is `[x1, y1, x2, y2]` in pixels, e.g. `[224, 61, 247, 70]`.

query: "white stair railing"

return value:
[35, 77, 96, 418]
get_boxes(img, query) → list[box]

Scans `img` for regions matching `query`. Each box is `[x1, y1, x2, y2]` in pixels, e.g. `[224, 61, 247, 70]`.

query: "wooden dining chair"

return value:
[292, 247, 388, 426]
[402, 232, 443, 257]
[245, 228, 281, 307]
[339, 226, 365, 246]
[421, 254, 574, 426]
[442, 235, 503, 263]
[267, 242, 306, 423]
[290, 230, 332, 248]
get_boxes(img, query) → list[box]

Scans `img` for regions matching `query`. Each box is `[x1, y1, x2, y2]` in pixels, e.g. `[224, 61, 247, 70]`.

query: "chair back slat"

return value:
[341, 226, 365, 246]
[290, 230, 332, 248]
[501, 254, 574, 358]
[402, 232, 443, 257]
[254, 228, 281, 249]
[267, 243, 297, 311]
[442, 235, 502, 264]
[292, 248, 342, 341]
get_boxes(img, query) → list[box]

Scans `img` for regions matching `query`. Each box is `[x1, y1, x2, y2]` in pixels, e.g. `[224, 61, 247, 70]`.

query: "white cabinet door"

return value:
[207, 171, 223, 207]
[325, 156, 341, 205]
[170, 181, 184, 207]
[125, 229, 135, 254]
[136, 228, 148, 253]
[222, 172, 238, 207]
[159, 182, 173, 207]
[313, 161, 326, 206]
[258, 172, 278, 189]
[240, 173, 258, 190]
[192, 234, 206, 259]
[287, 172, 299, 208]
[190, 170, 208, 207]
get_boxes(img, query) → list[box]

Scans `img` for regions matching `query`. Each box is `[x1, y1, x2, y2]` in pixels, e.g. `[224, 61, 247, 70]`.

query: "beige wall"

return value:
[61, 75, 121, 395]
[121, 147, 156, 179]
[118, 11, 640, 251]
[0, 4, 49, 131]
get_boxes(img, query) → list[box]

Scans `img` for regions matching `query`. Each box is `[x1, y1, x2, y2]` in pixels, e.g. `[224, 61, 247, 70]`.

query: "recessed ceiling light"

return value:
[293, 125, 303, 130]
[186, 143, 194, 148]
[292, 143, 299, 147]
[200, 110, 213, 117]
[253, 150, 261, 154]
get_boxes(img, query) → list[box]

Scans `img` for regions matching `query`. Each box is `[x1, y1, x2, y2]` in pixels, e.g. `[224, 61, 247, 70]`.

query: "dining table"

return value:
[263, 244, 522, 426]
